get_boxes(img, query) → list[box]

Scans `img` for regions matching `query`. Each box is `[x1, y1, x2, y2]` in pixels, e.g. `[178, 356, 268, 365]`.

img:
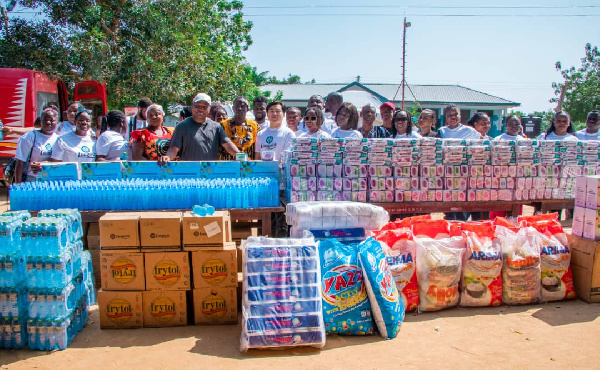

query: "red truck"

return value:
[0, 68, 108, 166]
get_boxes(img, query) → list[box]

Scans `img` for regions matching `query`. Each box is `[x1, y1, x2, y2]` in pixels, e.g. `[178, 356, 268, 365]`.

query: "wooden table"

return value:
[73, 206, 285, 236]
[371, 201, 524, 217]
[530, 199, 575, 214]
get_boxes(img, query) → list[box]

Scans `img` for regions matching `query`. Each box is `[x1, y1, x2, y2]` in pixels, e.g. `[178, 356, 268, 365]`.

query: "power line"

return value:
[245, 5, 600, 9]
[244, 13, 600, 17]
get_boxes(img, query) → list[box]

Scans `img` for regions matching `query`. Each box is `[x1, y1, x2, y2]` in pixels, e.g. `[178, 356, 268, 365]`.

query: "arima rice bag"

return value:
[460, 222, 503, 307]
[319, 239, 375, 335]
[374, 228, 419, 312]
[358, 238, 405, 339]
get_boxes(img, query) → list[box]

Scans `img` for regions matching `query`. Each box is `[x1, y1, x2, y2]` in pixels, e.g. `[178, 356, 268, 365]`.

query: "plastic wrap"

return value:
[357, 238, 405, 339]
[373, 228, 419, 312]
[319, 239, 375, 335]
[495, 226, 541, 305]
[240, 234, 326, 351]
[415, 235, 465, 312]
[286, 201, 389, 235]
[460, 222, 503, 307]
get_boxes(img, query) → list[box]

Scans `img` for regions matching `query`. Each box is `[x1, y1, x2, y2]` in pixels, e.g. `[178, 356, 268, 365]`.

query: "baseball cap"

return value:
[380, 102, 396, 111]
[193, 93, 212, 105]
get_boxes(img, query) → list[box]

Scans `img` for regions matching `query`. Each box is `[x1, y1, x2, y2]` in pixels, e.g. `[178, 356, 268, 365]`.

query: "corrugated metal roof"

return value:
[261, 82, 519, 106]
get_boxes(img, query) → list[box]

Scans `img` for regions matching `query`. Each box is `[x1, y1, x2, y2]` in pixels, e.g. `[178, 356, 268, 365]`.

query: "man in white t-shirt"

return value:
[575, 110, 600, 141]
[253, 96, 271, 131]
[256, 101, 294, 162]
[438, 104, 481, 139]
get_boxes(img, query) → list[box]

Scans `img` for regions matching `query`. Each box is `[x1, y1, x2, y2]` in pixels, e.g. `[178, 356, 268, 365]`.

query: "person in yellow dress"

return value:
[220, 96, 258, 160]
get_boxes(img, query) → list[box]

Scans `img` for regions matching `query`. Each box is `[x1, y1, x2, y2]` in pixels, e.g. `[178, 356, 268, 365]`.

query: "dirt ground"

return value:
[2, 300, 599, 369]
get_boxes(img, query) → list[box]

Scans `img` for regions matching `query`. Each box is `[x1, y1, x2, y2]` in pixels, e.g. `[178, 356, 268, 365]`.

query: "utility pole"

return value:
[401, 17, 411, 109]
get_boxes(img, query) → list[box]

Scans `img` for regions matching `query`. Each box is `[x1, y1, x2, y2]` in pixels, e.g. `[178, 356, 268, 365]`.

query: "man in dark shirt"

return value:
[158, 93, 239, 164]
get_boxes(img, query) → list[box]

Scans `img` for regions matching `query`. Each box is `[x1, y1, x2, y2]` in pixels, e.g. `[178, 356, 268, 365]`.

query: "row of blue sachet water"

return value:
[9, 177, 281, 211]
[0, 209, 95, 350]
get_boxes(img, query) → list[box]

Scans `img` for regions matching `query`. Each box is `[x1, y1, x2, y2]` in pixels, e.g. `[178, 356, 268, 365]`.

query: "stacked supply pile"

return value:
[317, 138, 344, 202]
[466, 140, 492, 202]
[0, 209, 93, 351]
[10, 177, 280, 212]
[569, 174, 600, 303]
[287, 138, 319, 202]
[393, 139, 421, 202]
[240, 235, 325, 351]
[367, 139, 395, 203]
[286, 201, 389, 243]
[342, 139, 369, 202]
[183, 210, 238, 325]
[514, 140, 540, 201]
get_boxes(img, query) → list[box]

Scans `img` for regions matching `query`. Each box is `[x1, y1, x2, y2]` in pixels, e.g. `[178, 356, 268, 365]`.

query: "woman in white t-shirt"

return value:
[467, 112, 492, 140]
[537, 110, 578, 141]
[96, 110, 129, 161]
[393, 110, 422, 139]
[297, 108, 331, 139]
[51, 109, 97, 163]
[14, 108, 60, 183]
[55, 101, 82, 136]
[332, 103, 362, 139]
[495, 115, 526, 141]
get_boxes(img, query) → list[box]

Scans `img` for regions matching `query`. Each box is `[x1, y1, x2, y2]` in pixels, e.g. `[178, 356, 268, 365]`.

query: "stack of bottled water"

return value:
[0, 209, 94, 351]
[10, 177, 281, 211]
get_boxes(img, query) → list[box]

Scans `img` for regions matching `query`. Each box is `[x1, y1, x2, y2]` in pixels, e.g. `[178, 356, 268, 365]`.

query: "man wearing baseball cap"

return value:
[158, 93, 239, 164]
[380, 101, 396, 136]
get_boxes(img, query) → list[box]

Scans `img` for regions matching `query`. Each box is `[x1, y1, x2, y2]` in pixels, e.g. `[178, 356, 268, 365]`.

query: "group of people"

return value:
[11, 88, 600, 185]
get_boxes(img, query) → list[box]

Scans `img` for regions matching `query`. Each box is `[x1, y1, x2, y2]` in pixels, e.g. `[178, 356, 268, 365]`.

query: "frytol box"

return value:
[142, 290, 188, 327]
[191, 250, 238, 289]
[193, 287, 238, 325]
[182, 211, 232, 246]
[99, 212, 141, 249]
[98, 290, 143, 329]
[144, 252, 191, 291]
[139, 212, 182, 248]
[100, 251, 145, 291]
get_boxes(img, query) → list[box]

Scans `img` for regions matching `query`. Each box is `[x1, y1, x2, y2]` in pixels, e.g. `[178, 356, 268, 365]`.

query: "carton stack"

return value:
[569, 175, 600, 303]
[316, 138, 344, 202]
[183, 211, 238, 325]
[342, 138, 369, 202]
[367, 139, 395, 203]
[288, 138, 319, 202]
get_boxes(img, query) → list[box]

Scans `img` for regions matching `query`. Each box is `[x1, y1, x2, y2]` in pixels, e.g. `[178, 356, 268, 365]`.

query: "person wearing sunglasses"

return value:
[332, 103, 362, 139]
[417, 109, 439, 138]
[438, 104, 480, 139]
[467, 112, 492, 140]
[297, 107, 332, 139]
[51, 108, 96, 163]
[392, 110, 421, 139]
[256, 101, 295, 161]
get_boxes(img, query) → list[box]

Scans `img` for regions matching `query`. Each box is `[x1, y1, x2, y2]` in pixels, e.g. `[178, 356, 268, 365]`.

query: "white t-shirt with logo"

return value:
[15, 130, 59, 179]
[51, 131, 96, 162]
[256, 125, 295, 161]
[574, 129, 600, 141]
[56, 121, 75, 136]
[332, 129, 363, 139]
[536, 132, 579, 141]
[96, 130, 128, 160]
[439, 124, 481, 139]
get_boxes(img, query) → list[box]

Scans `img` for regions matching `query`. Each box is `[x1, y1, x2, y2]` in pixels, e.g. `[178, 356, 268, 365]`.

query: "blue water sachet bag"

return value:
[358, 237, 405, 339]
[319, 239, 374, 335]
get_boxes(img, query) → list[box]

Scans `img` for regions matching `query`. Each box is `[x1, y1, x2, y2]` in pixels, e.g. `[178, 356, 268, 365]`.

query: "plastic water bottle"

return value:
[192, 205, 207, 217]
[56, 318, 67, 350]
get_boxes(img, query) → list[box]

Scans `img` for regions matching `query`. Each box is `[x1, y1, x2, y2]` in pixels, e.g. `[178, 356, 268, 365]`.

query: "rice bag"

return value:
[519, 215, 576, 302]
[374, 228, 419, 311]
[460, 222, 503, 307]
[319, 239, 375, 335]
[415, 235, 465, 311]
[412, 219, 451, 239]
[357, 238, 405, 339]
[496, 226, 541, 305]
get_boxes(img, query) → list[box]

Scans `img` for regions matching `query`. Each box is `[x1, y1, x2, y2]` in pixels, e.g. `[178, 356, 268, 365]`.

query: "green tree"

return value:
[1, 0, 258, 109]
[551, 43, 600, 122]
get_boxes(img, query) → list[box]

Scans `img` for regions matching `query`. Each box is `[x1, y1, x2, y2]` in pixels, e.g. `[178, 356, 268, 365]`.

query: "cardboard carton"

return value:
[567, 234, 600, 303]
[144, 252, 191, 291]
[99, 213, 141, 248]
[572, 206, 585, 238]
[142, 290, 188, 327]
[575, 176, 588, 208]
[183, 241, 236, 252]
[585, 175, 600, 209]
[182, 211, 232, 246]
[583, 208, 600, 241]
[193, 288, 237, 325]
[98, 290, 143, 329]
[100, 251, 145, 291]
[139, 212, 182, 247]
[192, 250, 238, 289]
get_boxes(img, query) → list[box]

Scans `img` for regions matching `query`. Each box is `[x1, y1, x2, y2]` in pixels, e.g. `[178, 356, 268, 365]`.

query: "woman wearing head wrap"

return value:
[129, 104, 173, 160]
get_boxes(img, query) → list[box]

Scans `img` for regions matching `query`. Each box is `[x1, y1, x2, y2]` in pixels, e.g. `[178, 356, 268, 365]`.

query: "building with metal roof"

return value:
[260, 81, 520, 137]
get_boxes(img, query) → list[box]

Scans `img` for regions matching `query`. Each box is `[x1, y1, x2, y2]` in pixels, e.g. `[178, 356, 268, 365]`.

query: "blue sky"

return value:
[241, 0, 600, 114]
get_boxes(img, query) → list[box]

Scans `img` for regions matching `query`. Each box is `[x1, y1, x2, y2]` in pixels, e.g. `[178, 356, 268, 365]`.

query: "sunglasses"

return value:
[396, 117, 409, 122]
[304, 116, 318, 121]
